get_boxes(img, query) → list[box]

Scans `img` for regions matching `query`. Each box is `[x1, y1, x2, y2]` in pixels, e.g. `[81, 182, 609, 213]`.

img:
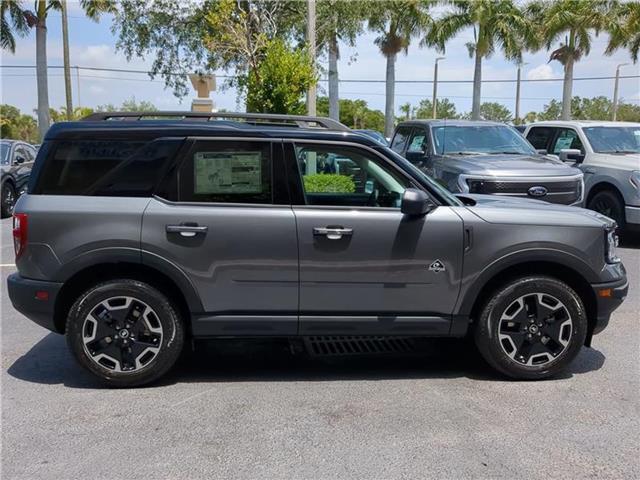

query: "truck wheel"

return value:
[1, 182, 16, 218]
[66, 280, 185, 387]
[474, 276, 587, 380]
[587, 190, 625, 230]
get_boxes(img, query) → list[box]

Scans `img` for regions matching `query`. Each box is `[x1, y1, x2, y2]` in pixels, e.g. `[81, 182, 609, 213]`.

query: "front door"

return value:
[288, 141, 464, 336]
[142, 138, 298, 336]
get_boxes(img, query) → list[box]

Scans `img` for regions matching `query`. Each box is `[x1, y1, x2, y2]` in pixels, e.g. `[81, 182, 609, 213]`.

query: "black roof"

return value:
[44, 120, 381, 147]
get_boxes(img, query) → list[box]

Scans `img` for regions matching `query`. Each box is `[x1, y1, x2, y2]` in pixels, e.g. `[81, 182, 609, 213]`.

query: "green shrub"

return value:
[304, 174, 355, 193]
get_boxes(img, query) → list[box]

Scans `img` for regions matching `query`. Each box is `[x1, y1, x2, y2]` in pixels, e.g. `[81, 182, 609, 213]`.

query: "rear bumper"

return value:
[590, 276, 628, 336]
[7, 273, 63, 333]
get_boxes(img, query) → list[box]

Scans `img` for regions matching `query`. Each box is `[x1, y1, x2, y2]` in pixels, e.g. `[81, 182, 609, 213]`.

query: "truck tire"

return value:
[475, 276, 587, 380]
[66, 279, 185, 387]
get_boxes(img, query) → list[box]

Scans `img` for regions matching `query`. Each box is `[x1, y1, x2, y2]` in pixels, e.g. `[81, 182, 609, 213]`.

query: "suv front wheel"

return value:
[475, 276, 587, 380]
[66, 280, 185, 387]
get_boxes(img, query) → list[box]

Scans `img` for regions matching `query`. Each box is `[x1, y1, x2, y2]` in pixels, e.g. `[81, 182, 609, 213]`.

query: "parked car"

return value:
[8, 112, 627, 387]
[354, 129, 389, 146]
[523, 121, 640, 233]
[390, 120, 584, 206]
[0, 140, 37, 218]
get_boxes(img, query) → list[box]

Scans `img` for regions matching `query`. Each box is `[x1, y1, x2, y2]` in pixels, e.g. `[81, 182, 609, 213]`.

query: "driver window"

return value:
[552, 129, 583, 154]
[407, 129, 428, 154]
[295, 144, 411, 208]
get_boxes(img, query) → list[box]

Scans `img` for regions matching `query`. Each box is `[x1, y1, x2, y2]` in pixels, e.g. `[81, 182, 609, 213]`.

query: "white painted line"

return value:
[0, 264, 16, 267]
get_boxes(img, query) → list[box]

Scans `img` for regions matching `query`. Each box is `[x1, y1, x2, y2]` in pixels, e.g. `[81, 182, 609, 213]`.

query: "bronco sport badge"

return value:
[429, 260, 446, 273]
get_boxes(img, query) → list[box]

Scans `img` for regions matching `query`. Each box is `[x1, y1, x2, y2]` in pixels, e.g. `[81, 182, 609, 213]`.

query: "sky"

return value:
[1, 1, 639, 119]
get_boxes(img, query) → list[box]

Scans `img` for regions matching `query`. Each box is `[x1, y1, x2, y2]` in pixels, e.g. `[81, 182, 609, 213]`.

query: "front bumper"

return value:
[590, 276, 628, 337]
[7, 273, 63, 333]
[625, 205, 640, 227]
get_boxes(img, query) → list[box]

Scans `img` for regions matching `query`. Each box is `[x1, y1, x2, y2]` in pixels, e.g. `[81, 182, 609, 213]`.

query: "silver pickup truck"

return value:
[524, 121, 640, 234]
[390, 120, 584, 206]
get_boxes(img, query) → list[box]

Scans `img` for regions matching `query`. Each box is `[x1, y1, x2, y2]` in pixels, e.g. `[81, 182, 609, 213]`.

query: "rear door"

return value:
[142, 138, 299, 336]
[287, 140, 464, 336]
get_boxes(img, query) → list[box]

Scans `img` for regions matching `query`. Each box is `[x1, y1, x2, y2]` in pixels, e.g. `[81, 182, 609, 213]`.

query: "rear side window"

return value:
[174, 140, 272, 204]
[35, 139, 182, 196]
[526, 127, 554, 150]
[390, 126, 412, 153]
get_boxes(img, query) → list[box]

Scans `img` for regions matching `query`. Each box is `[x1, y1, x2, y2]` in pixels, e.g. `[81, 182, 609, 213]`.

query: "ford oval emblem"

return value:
[528, 186, 548, 197]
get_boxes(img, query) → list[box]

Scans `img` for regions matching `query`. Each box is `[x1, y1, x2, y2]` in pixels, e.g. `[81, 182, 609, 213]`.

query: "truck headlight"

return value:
[606, 228, 620, 264]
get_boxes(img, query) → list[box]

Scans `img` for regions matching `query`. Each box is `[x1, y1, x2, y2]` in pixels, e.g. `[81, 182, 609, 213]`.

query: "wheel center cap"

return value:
[528, 324, 539, 334]
[119, 329, 130, 339]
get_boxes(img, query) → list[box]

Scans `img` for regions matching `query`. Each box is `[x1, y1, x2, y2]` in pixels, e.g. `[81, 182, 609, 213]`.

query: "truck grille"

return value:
[466, 177, 582, 205]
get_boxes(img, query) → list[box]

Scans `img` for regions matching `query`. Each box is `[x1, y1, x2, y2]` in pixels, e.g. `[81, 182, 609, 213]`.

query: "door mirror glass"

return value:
[401, 188, 434, 216]
[558, 148, 584, 163]
[15, 155, 25, 164]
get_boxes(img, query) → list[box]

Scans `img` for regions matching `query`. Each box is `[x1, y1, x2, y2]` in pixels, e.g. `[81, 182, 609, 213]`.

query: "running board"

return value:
[303, 336, 417, 357]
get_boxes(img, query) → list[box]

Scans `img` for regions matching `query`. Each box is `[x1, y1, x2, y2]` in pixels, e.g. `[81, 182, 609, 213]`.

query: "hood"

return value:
[588, 152, 640, 170]
[457, 193, 615, 229]
[439, 153, 581, 177]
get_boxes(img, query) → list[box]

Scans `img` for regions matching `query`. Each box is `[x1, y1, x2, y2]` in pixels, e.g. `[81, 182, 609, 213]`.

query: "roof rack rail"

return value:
[81, 111, 350, 131]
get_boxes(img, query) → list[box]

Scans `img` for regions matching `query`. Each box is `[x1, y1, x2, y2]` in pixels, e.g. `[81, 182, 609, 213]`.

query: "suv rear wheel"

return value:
[66, 280, 185, 387]
[475, 276, 587, 380]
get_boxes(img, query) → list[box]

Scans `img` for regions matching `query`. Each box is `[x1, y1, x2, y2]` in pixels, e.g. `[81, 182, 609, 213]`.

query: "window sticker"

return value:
[194, 151, 262, 194]
[554, 136, 574, 151]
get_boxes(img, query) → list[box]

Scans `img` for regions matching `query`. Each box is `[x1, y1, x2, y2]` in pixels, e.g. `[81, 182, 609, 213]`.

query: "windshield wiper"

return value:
[444, 151, 486, 156]
[487, 151, 526, 155]
[598, 150, 638, 154]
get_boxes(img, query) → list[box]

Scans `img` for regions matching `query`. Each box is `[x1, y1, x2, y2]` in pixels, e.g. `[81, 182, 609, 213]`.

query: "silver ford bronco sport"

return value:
[7, 112, 628, 387]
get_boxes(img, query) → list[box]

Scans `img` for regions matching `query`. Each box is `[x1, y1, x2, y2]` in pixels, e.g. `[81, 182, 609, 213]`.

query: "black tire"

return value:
[474, 276, 587, 380]
[66, 280, 185, 387]
[587, 189, 626, 230]
[1, 181, 16, 218]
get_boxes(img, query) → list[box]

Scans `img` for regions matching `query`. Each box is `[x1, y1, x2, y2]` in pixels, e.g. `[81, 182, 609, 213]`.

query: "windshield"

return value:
[432, 125, 536, 155]
[583, 126, 640, 153]
[0, 142, 10, 166]
[379, 147, 463, 206]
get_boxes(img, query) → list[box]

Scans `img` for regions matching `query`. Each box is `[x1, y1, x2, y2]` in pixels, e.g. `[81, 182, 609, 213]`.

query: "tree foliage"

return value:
[242, 39, 316, 114]
[527, 96, 640, 122]
[479, 102, 513, 123]
[303, 174, 356, 194]
[606, 1, 640, 62]
[95, 96, 158, 112]
[413, 98, 459, 120]
[49, 106, 95, 122]
[1, 0, 28, 52]
[317, 97, 385, 131]
[0, 104, 38, 143]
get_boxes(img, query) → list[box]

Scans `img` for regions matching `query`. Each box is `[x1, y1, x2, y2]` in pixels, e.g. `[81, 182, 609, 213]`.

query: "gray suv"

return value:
[7, 112, 627, 387]
[390, 120, 584, 205]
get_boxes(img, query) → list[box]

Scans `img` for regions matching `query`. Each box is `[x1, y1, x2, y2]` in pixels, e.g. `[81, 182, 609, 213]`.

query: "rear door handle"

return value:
[313, 226, 353, 240]
[166, 224, 208, 237]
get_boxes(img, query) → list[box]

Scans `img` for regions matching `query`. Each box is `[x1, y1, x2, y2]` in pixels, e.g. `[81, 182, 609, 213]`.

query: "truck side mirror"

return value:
[535, 149, 548, 155]
[401, 188, 435, 216]
[558, 149, 585, 163]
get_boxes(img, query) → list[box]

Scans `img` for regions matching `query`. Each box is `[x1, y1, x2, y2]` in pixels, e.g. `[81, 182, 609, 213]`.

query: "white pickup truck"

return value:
[523, 121, 640, 234]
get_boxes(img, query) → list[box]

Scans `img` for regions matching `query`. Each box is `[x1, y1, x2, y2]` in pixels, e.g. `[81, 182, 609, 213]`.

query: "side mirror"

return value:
[15, 155, 25, 164]
[405, 150, 428, 164]
[535, 149, 548, 155]
[401, 188, 435, 216]
[558, 149, 584, 163]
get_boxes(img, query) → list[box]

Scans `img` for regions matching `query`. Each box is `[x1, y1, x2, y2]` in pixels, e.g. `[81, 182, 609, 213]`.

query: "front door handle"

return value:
[166, 223, 208, 237]
[313, 226, 353, 240]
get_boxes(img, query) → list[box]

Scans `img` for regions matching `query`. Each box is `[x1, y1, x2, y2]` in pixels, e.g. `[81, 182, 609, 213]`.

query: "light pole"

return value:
[612, 63, 629, 121]
[306, 0, 317, 116]
[515, 62, 528, 125]
[432, 57, 445, 119]
[61, 0, 73, 120]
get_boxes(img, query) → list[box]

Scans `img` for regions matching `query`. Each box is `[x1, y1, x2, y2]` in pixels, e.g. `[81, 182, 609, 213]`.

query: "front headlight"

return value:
[630, 171, 640, 193]
[606, 228, 620, 264]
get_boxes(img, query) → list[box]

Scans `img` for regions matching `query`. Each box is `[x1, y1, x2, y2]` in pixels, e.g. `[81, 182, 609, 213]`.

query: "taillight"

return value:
[13, 213, 28, 260]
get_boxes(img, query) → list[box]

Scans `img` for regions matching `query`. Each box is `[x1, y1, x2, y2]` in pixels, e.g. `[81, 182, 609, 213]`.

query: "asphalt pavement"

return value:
[1, 217, 638, 479]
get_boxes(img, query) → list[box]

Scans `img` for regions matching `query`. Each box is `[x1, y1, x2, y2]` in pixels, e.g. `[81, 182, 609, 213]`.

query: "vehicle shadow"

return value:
[619, 234, 640, 249]
[7, 333, 606, 389]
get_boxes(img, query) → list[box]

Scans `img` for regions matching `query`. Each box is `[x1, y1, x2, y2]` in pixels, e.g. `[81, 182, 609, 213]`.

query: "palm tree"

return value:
[316, 1, 365, 121]
[605, 1, 640, 63]
[1, 1, 114, 140]
[425, 0, 535, 120]
[399, 102, 412, 120]
[527, 0, 610, 120]
[369, 0, 435, 137]
[1, 1, 29, 52]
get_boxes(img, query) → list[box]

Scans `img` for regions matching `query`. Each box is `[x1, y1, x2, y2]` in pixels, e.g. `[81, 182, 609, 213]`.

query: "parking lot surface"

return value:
[1, 217, 638, 479]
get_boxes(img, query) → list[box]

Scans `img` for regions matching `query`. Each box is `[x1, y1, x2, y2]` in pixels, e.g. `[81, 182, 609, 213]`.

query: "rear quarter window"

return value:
[34, 138, 183, 196]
